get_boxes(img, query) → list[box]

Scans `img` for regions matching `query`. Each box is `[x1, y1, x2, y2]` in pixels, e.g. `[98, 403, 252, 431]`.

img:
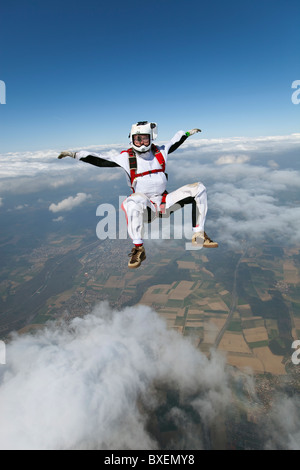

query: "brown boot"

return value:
[128, 245, 146, 268]
[192, 231, 218, 248]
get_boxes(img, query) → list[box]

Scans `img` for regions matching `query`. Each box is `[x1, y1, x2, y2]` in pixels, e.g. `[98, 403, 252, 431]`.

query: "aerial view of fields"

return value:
[1, 229, 299, 378]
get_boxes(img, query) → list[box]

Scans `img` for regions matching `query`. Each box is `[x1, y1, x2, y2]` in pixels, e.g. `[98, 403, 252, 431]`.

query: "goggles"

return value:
[132, 134, 150, 146]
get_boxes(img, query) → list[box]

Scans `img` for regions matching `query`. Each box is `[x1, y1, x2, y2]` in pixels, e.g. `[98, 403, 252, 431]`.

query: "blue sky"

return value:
[0, 0, 299, 152]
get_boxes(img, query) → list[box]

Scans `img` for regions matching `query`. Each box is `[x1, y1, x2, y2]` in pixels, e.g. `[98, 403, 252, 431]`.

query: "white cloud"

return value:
[14, 204, 29, 210]
[268, 160, 279, 169]
[0, 198, 3, 207]
[0, 302, 231, 450]
[1, 133, 300, 247]
[263, 395, 300, 450]
[166, 135, 300, 247]
[165, 133, 300, 161]
[215, 155, 250, 165]
[49, 193, 91, 213]
[0, 133, 299, 196]
[0, 302, 298, 450]
[52, 216, 64, 222]
[0, 133, 298, 180]
[206, 170, 300, 247]
[0, 147, 124, 195]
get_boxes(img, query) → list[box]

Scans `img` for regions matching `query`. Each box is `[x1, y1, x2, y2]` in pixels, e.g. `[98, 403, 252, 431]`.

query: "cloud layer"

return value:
[166, 134, 300, 246]
[0, 302, 231, 450]
[0, 133, 300, 247]
[0, 302, 299, 450]
[262, 395, 300, 450]
[0, 147, 123, 196]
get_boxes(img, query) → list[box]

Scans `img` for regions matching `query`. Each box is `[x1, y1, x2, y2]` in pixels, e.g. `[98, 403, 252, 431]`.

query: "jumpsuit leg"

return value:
[165, 182, 208, 232]
[121, 193, 156, 245]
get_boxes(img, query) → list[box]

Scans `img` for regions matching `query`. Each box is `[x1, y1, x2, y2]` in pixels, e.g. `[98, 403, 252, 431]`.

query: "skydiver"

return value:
[58, 121, 218, 269]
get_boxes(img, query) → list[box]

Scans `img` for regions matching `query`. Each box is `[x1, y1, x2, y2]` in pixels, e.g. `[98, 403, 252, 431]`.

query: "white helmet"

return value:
[129, 121, 158, 153]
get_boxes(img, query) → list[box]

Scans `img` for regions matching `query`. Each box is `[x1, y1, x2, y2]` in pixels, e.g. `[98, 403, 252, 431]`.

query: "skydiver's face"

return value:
[133, 134, 150, 147]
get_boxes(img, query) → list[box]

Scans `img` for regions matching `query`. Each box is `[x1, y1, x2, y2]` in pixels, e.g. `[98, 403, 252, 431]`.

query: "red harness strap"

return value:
[159, 190, 168, 214]
[121, 145, 168, 214]
[121, 144, 167, 188]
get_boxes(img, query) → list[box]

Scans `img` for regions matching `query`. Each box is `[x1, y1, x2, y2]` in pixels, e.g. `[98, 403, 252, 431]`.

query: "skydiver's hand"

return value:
[185, 128, 201, 136]
[57, 151, 76, 159]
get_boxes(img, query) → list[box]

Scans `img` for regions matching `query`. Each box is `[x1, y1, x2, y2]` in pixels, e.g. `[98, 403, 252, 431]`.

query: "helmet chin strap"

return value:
[136, 147, 149, 153]
[131, 143, 151, 153]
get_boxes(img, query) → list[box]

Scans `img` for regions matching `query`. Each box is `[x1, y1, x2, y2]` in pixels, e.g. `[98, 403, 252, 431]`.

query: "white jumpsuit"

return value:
[76, 130, 207, 245]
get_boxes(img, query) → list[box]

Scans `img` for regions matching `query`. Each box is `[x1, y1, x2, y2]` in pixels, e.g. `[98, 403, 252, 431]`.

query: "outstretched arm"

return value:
[57, 150, 120, 168]
[166, 128, 202, 155]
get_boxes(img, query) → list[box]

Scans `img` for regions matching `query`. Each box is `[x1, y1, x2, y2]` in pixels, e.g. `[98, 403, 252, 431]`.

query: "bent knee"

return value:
[128, 192, 148, 203]
[122, 193, 148, 212]
[187, 182, 206, 195]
